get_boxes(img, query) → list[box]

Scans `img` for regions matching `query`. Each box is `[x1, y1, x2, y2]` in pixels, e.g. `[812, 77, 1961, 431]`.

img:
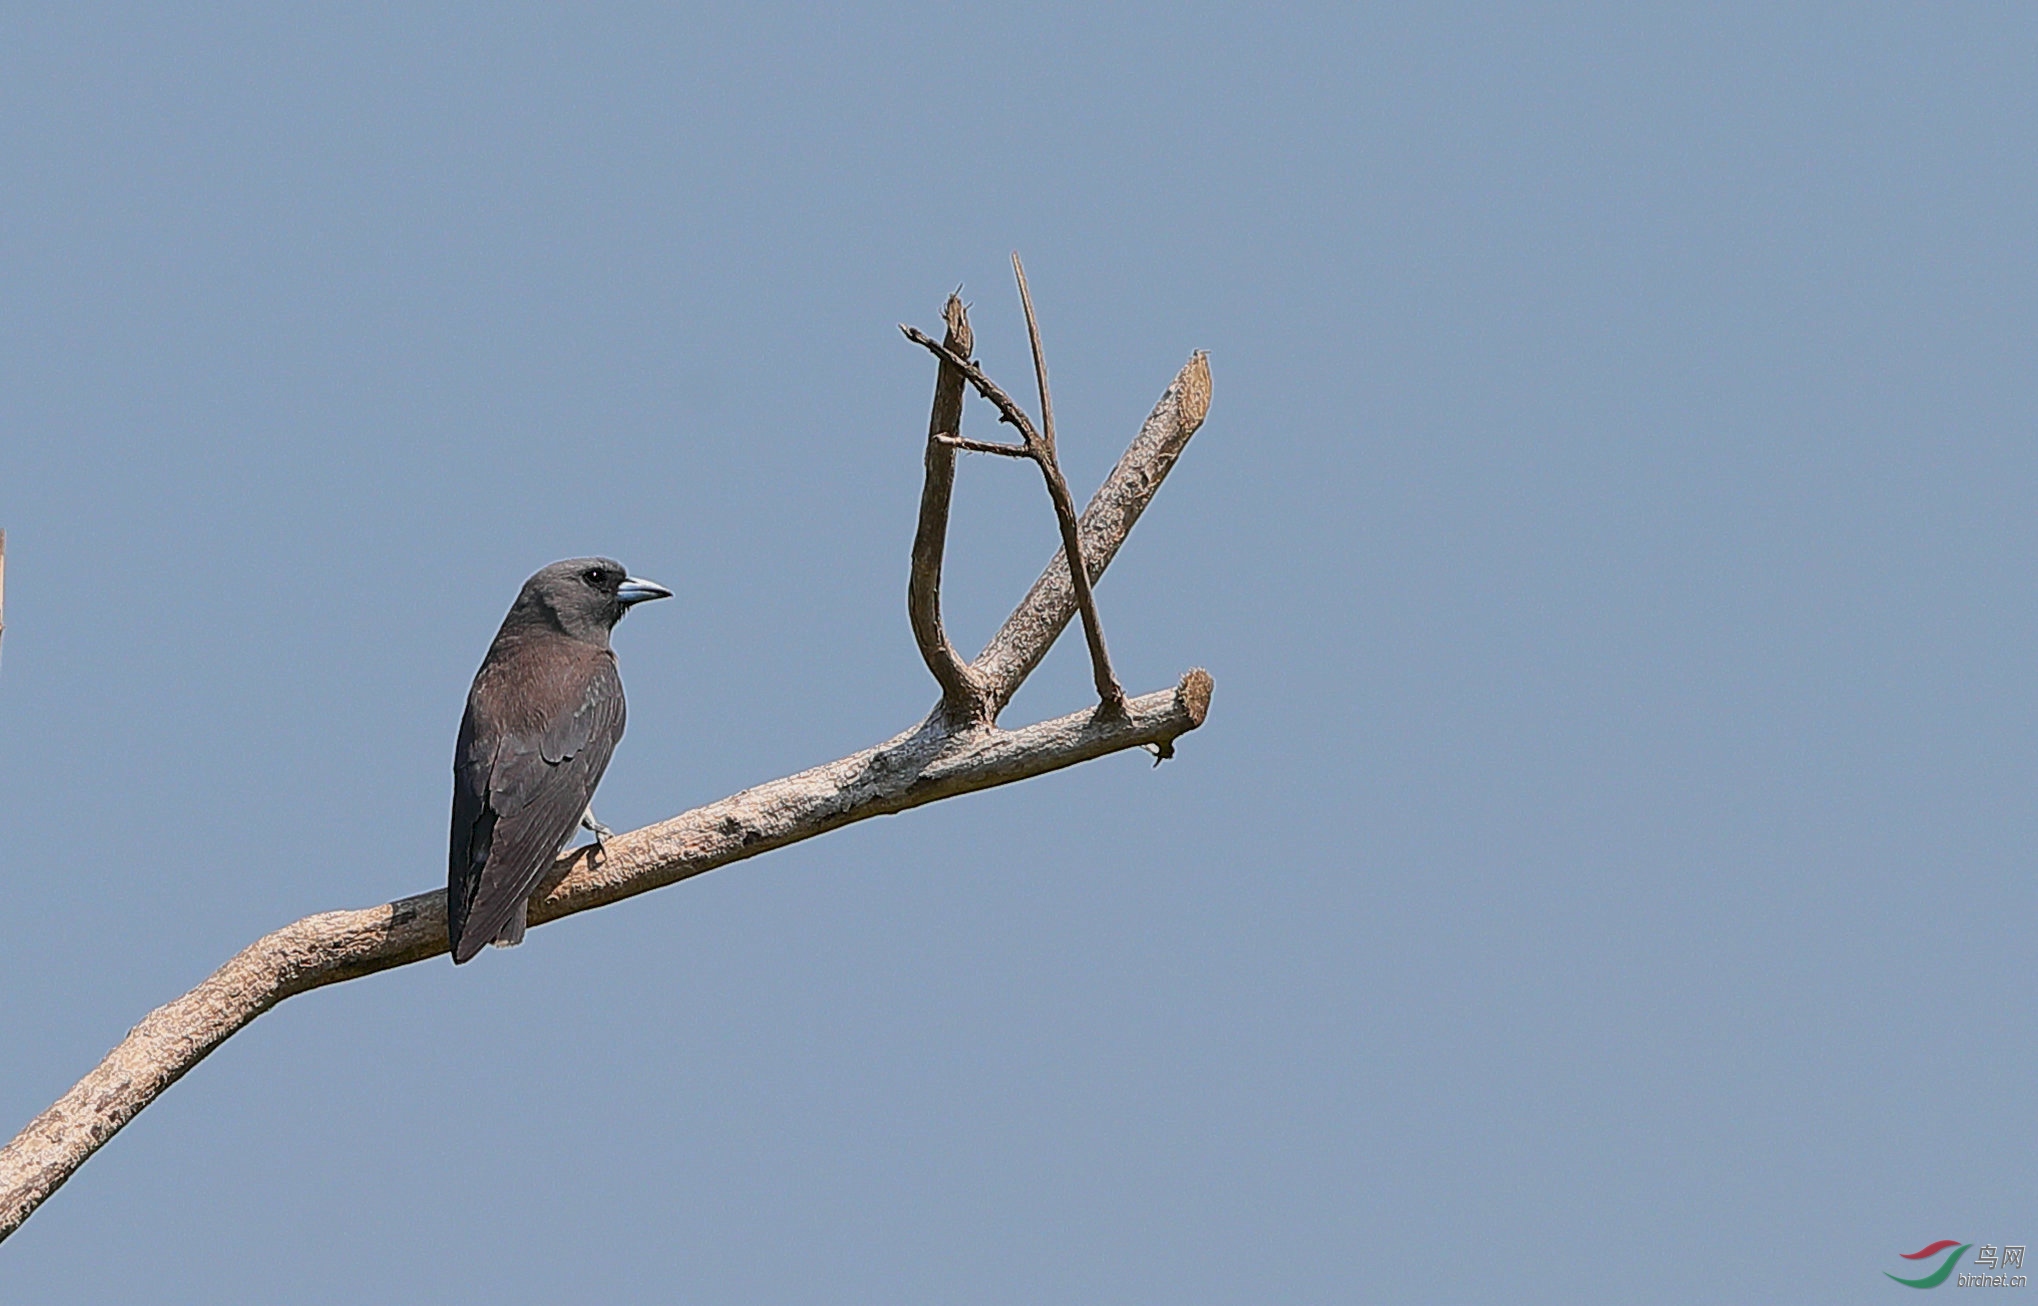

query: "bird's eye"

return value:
[584, 569, 605, 587]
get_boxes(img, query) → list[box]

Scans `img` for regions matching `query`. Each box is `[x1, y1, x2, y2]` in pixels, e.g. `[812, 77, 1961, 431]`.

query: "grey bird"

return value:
[448, 557, 671, 964]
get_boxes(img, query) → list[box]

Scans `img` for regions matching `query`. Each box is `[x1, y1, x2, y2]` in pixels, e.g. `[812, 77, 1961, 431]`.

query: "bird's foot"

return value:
[581, 807, 615, 846]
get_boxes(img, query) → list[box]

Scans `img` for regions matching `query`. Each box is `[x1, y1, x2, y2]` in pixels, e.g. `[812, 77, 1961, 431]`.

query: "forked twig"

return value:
[900, 255, 1131, 716]
[899, 326, 1042, 444]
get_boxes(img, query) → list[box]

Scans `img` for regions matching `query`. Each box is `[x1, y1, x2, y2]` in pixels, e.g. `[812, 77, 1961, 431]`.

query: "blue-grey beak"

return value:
[616, 576, 673, 605]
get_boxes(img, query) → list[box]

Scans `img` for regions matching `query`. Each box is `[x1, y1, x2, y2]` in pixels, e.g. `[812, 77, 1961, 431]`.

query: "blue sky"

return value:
[2, 5, 2032, 1301]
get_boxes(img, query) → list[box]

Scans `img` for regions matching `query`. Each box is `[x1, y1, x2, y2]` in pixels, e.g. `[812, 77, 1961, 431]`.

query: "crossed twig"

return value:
[901, 254, 1128, 725]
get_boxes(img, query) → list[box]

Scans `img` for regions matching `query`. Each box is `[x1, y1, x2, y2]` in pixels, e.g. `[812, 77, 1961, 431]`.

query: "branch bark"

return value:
[906, 294, 991, 726]
[0, 671, 1209, 1240]
[0, 300, 1214, 1244]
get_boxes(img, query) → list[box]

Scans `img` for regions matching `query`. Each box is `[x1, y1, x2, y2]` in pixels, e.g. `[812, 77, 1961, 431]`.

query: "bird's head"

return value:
[512, 557, 673, 644]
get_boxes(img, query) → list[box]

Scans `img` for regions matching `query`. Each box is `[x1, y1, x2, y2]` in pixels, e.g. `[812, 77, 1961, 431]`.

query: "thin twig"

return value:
[1013, 254, 1059, 461]
[1011, 253, 1126, 716]
[900, 326, 1044, 446]
[934, 434, 1031, 458]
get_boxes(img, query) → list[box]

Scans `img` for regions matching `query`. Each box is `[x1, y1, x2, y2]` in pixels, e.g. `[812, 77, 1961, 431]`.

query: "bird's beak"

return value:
[616, 577, 674, 605]
[619, 574, 676, 607]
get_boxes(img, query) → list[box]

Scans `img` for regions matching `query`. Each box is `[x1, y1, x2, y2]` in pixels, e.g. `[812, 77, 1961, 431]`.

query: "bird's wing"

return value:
[453, 654, 626, 961]
[447, 700, 498, 951]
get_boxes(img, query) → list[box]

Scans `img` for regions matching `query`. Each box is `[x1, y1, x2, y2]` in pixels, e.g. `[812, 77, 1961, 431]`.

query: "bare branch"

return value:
[934, 434, 1030, 458]
[0, 282, 1216, 1243]
[974, 350, 1212, 714]
[906, 295, 990, 724]
[900, 330, 1213, 716]
[0, 670, 1212, 1240]
[1012, 253, 1125, 716]
[900, 325, 1045, 447]
[1014, 253, 1061, 461]
[906, 260, 1134, 719]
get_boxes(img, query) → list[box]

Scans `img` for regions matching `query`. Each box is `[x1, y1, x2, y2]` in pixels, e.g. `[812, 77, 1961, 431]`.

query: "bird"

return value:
[448, 557, 671, 964]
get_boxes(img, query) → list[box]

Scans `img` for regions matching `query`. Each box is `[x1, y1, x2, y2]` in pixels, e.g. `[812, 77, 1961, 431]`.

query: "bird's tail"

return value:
[490, 900, 528, 949]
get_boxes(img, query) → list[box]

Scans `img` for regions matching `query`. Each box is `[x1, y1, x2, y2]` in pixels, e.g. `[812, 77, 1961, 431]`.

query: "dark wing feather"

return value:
[450, 652, 625, 962]
[447, 700, 498, 953]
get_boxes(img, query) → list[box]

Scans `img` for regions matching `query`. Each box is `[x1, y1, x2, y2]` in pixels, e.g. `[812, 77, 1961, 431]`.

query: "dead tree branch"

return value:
[0, 676, 1210, 1241]
[904, 314, 1212, 719]
[902, 316, 1130, 716]
[0, 286, 1214, 1243]
[975, 349, 1210, 716]
[933, 434, 1029, 458]
[907, 294, 992, 726]
[1011, 253, 1127, 715]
